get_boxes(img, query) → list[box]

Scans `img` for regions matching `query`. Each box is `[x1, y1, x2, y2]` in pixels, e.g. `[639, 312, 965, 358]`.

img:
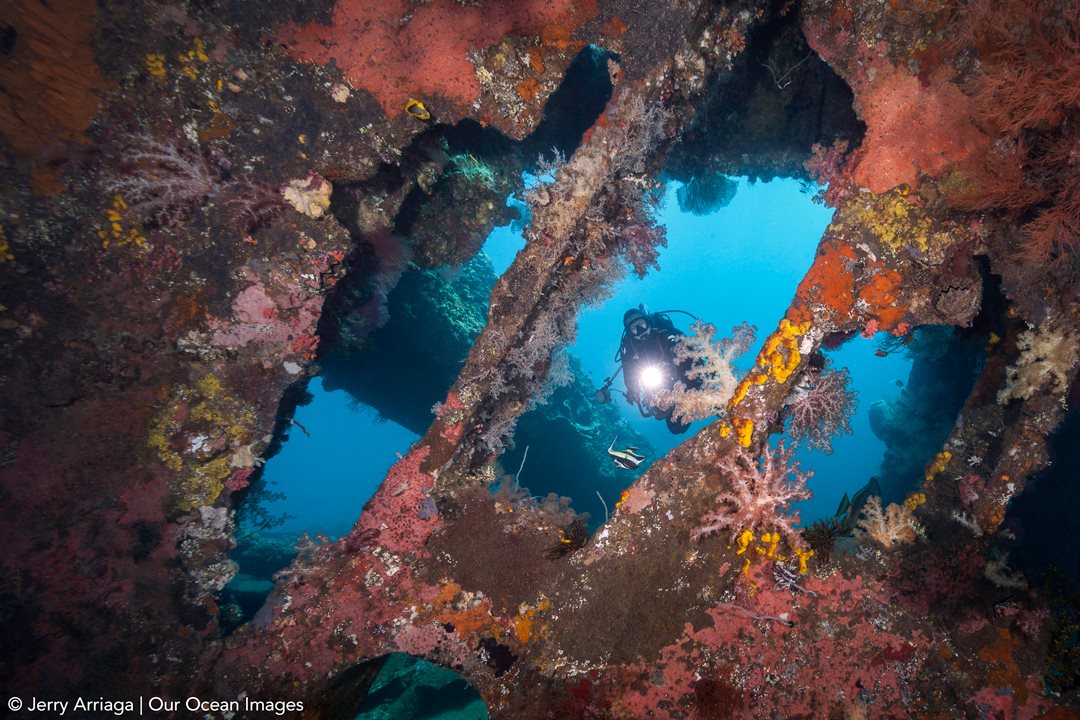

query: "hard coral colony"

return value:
[0, 0, 1078, 719]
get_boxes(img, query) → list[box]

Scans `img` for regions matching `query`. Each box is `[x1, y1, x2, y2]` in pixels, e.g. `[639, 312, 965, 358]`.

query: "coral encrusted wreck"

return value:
[1, 0, 1079, 717]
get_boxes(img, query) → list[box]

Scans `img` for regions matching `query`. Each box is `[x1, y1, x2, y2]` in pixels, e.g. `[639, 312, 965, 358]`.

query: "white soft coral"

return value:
[692, 440, 811, 548]
[654, 321, 755, 423]
[854, 496, 924, 548]
[998, 322, 1080, 404]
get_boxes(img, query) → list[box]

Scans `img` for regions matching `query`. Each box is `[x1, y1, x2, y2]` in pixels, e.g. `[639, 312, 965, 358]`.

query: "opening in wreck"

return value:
[229, 3, 955, 628]
[226, 12, 992, 713]
[223, 43, 620, 625]
[9, 0, 1080, 715]
[229, 12, 947, 571]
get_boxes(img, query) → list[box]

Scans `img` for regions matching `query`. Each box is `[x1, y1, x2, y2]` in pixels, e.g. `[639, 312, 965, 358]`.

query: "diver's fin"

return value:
[836, 493, 851, 518]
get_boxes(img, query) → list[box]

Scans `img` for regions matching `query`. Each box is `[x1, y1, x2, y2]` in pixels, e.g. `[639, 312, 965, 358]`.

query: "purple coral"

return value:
[106, 134, 222, 224]
[692, 440, 812, 548]
[783, 364, 857, 454]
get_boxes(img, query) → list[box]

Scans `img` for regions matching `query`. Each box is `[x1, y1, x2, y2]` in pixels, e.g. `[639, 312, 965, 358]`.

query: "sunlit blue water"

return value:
[241, 174, 915, 720]
[487, 177, 911, 523]
[249, 177, 911, 548]
[256, 377, 419, 539]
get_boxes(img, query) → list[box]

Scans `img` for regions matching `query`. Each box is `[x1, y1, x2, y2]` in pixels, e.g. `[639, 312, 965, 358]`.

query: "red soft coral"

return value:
[621, 221, 667, 279]
[804, 139, 855, 207]
[949, 0, 1080, 266]
[276, 0, 595, 119]
[692, 440, 812, 549]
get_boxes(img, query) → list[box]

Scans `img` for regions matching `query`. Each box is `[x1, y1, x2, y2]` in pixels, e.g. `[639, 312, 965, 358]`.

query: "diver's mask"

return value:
[629, 317, 650, 338]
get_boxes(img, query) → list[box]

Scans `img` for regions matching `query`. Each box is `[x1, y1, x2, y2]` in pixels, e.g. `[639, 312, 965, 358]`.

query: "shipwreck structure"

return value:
[1, 0, 1078, 716]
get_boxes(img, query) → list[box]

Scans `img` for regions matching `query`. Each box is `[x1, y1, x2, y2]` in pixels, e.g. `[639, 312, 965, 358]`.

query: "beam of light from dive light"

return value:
[639, 364, 665, 390]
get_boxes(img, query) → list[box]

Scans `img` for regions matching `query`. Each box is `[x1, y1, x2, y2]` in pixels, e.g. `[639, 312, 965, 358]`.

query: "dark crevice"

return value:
[316, 42, 618, 378]
[666, 4, 864, 183]
[867, 260, 1004, 504]
[1008, 406, 1080, 592]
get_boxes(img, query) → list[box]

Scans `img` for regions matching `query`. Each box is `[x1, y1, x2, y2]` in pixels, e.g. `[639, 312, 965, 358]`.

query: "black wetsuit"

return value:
[618, 314, 698, 433]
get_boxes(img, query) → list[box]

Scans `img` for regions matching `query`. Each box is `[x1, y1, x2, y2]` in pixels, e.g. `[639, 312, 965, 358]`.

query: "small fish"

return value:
[607, 434, 645, 470]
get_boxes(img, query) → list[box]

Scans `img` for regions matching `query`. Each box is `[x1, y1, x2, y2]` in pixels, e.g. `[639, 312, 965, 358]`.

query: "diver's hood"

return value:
[623, 308, 647, 328]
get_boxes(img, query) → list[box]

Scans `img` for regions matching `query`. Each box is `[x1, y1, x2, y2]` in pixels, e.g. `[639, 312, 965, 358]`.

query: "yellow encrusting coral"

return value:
[903, 491, 927, 512]
[147, 373, 257, 510]
[756, 531, 780, 559]
[794, 546, 814, 574]
[924, 450, 952, 484]
[730, 372, 767, 409]
[761, 318, 811, 385]
[98, 195, 146, 250]
[735, 528, 755, 555]
[833, 189, 951, 263]
[733, 416, 754, 447]
[731, 528, 813, 580]
[513, 597, 551, 644]
[722, 321, 809, 442]
[179, 38, 209, 80]
[0, 226, 14, 263]
[144, 53, 166, 79]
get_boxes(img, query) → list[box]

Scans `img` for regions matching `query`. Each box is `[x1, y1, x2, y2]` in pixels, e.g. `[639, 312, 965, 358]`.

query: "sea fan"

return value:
[675, 173, 738, 215]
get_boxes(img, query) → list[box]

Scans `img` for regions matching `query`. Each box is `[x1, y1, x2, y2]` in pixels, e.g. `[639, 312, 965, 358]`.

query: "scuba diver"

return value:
[596, 305, 701, 434]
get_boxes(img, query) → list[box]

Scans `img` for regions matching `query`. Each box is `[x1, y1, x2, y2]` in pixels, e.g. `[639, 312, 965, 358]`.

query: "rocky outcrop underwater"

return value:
[1, 0, 1079, 717]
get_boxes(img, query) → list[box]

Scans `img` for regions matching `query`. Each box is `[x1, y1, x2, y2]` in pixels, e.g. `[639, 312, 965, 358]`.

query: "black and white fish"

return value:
[607, 434, 645, 470]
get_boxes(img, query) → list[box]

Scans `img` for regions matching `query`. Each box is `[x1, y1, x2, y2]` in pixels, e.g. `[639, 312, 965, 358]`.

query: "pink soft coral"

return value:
[621, 220, 668, 279]
[692, 440, 811, 548]
[783, 364, 857, 454]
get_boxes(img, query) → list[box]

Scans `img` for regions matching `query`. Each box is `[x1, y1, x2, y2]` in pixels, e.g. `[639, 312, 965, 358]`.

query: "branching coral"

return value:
[804, 139, 854, 207]
[613, 188, 668, 279]
[997, 323, 1080, 404]
[783, 363, 857, 453]
[692, 440, 811, 549]
[620, 220, 668, 279]
[853, 496, 924, 549]
[654, 321, 755, 423]
[105, 134, 287, 232]
[105, 134, 222, 224]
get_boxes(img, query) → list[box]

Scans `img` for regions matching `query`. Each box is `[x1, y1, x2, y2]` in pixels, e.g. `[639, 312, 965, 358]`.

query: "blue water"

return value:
[253, 377, 419, 539]
[240, 174, 914, 720]
[487, 177, 911, 523]
[249, 176, 911, 544]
